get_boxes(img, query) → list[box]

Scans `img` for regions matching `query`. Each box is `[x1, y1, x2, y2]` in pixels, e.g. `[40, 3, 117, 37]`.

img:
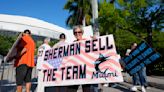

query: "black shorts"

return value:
[16, 64, 32, 86]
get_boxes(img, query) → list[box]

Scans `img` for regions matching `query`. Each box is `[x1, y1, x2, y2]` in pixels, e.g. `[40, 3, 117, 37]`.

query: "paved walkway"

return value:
[0, 63, 164, 92]
[122, 72, 164, 90]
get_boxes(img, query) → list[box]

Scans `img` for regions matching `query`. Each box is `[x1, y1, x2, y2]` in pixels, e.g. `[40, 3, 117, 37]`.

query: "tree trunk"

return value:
[147, 27, 153, 75]
[147, 27, 153, 47]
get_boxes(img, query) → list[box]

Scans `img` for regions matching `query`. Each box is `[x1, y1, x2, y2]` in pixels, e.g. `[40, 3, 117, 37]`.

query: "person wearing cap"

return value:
[14, 29, 35, 92]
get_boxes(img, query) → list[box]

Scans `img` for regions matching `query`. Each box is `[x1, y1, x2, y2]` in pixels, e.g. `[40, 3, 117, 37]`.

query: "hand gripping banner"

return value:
[37, 34, 123, 91]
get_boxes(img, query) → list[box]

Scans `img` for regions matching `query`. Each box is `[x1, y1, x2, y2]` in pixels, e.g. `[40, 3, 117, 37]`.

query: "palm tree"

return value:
[64, 0, 92, 28]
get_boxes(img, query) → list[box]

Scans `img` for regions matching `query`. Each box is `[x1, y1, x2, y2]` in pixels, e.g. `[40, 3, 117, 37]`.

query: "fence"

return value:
[0, 61, 38, 92]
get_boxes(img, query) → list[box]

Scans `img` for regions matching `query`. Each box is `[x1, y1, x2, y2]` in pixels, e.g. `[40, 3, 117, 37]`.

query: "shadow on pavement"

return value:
[113, 85, 131, 92]
[106, 83, 131, 92]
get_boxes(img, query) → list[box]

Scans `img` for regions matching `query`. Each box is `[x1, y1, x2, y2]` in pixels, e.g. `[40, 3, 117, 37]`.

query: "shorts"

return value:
[16, 64, 32, 86]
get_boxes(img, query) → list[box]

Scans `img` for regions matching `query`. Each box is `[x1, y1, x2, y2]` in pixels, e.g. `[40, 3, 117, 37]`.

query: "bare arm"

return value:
[125, 49, 131, 56]
[15, 47, 27, 58]
[20, 48, 27, 56]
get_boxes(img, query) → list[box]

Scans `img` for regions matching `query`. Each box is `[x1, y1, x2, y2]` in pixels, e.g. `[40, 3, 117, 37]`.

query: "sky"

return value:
[0, 0, 69, 29]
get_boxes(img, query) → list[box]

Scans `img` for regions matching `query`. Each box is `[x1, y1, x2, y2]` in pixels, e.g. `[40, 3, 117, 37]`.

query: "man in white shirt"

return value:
[38, 38, 51, 56]
[36, 38, 51, 69]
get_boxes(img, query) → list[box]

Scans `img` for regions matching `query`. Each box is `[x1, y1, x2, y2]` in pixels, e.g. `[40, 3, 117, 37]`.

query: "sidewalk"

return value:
[121, 72, 164, 90]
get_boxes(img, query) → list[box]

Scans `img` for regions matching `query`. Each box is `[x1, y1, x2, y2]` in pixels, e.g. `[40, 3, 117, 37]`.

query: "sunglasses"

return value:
[60, 37, 65, 39]
[74, 31, 82, 35]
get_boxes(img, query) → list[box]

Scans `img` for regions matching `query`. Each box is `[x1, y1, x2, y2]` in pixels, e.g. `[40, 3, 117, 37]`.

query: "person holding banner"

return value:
[14, 29, 35, 92]
[53, 33, 67, 48]
[38, 38, 51, 57]
[52, 33, 68, 69]
[52, 33, 68, 92]
[36, 38, 51, 68]
[67, 25, 94, 92]
[126, 43, 147, 92]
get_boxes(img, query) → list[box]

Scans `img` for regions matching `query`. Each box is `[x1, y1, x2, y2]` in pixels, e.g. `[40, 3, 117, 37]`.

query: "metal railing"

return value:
[0, 61, 38, 92]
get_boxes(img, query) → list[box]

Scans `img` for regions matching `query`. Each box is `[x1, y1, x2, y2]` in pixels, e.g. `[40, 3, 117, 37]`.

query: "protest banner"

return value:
[123, 41, 161, 75]
[37, 34, 123, 92]
[4, 33, 22, 62]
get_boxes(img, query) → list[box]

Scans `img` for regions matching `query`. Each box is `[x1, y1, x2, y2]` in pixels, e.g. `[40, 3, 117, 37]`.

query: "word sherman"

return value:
[44, 42, 81, 61]
[44, 36, 113, 61]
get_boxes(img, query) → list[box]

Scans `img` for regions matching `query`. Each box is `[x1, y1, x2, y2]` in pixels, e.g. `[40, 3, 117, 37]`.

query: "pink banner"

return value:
[37, 34, 123, 88]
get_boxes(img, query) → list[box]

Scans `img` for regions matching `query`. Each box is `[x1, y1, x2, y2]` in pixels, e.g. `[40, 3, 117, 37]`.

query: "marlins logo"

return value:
[94, 53, 110, 72]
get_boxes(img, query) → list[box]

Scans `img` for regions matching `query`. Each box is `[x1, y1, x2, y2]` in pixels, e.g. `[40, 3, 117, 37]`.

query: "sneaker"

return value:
[141, 86, 146, 92]
[130, 86, 138, 91]
[145, 86, 150, 89]
[103, 84, 109, 87]
[144, 85, 150, 89]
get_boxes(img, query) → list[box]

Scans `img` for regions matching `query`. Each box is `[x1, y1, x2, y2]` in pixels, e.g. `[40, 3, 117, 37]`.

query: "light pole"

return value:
[91, 0, 99, 36]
